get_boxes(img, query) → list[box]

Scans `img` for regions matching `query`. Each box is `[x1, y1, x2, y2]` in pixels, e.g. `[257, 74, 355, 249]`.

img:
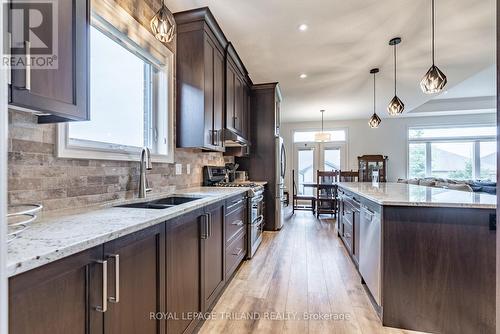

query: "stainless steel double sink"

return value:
[115, 196, 202, 209]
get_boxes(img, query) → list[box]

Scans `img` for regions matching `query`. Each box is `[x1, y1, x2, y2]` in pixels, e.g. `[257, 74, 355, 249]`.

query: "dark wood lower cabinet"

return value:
[9, 246, 103, 334]
[102, 225, 165, 334]
[202, 203, 226, 311]
[166, 210, 203, 334]
[9, 199, 248, 334]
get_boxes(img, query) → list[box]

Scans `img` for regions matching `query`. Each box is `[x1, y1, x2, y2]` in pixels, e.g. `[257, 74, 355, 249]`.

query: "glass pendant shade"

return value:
[314, 132, 332, 142]
[368, 113, 381, 129]
[314, 109, 331, 142]
[420, 64, 447, 94]
[387, 37, 404, 115]
[368, 68, 381, 128]
[420, 0, 447, 94]
[150, 3, 176, 43]
[387, 95, 404, 116]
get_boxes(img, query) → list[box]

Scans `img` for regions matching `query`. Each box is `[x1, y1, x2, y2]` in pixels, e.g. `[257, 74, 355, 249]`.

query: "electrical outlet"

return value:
[175, 164, 182, 175]
[187, 164, 191, 175]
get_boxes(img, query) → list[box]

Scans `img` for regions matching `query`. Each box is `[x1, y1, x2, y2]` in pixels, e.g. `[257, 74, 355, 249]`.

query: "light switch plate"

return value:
[187, 164, 191, 175]
[175, 164, 182, 175]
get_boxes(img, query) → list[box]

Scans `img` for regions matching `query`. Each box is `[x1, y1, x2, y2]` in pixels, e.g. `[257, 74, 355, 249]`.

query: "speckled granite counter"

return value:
[7, 187, 250, 277]
[338, 182, 496, 209]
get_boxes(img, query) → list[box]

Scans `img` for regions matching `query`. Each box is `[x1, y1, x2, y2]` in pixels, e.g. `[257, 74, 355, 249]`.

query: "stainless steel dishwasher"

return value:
[359, 204, 382, 306]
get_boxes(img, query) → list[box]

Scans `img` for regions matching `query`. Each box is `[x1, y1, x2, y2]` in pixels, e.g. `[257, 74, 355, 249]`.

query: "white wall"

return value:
[282, 113, 496, 191]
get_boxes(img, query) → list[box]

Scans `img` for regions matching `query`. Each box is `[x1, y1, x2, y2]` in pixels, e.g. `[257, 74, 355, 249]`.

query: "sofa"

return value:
[397, 177, 496, 194]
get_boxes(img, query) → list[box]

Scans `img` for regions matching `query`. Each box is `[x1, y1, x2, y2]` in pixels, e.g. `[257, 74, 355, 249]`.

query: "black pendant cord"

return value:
[373, 72, 376, 114]
[431, 0, 435, 66]
[394, 44, 397, 96]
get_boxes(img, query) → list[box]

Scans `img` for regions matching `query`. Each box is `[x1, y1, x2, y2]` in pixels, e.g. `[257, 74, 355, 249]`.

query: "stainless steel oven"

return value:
[248, 188, 264, 259]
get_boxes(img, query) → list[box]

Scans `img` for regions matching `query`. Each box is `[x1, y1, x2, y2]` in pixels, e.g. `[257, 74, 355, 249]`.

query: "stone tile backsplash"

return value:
[8, 111, 228, 212]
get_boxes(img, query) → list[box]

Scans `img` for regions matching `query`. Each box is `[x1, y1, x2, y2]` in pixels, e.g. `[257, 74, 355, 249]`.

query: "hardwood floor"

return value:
[199, 212, 428, 334]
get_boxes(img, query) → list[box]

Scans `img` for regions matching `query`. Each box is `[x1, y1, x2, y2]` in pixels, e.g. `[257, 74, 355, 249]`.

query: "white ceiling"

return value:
[166, 0, 496, 122]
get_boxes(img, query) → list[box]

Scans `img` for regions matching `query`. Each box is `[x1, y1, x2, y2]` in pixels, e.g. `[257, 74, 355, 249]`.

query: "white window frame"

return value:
[57, 0, 175, 163]
[407, 124, 496, 180]
[293, 128, 348, 143]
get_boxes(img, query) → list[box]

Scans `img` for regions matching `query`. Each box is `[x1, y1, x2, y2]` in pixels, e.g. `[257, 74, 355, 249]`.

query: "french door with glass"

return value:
[293, 142, 346, 196]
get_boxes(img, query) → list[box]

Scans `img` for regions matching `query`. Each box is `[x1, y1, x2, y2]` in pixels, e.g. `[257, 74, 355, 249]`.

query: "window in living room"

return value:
[408, 125, 497, 180]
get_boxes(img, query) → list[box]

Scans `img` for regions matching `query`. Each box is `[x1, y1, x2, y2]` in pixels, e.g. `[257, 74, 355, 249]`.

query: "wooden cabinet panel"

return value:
[9, 0, 89, 123]
[225, 229, 246, 278]
[202, 203, 225, 310]
[166, 210, 203, 334]
[103, 225, 165, 334]
[226, 61, 236, 132]
[9, 247, 103, 334]
[213, 45, 225, 148]
[175, 9, 226, 152]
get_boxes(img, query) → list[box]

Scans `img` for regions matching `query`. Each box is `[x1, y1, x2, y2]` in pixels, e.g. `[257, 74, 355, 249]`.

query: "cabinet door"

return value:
[166, 210, 203, 334]
[213, 45, 225, 149]
[226, 61, 236, 132]
[202, 203, 225, 310]
[103, 225, 165, 334]
[233, 74, 244, 134]
[9, 247, 103, 334]
[9, 0, 89, 123]
[203, 36, 216, 150]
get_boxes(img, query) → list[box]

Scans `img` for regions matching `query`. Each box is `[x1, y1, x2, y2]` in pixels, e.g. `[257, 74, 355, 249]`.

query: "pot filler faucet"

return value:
[139, 147, 153, 198]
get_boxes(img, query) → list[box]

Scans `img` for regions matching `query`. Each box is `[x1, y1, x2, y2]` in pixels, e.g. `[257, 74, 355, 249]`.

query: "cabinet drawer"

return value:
[225, 194, 247, 212]
[225, 230, 246, 278]
[225, 204, 246, 244]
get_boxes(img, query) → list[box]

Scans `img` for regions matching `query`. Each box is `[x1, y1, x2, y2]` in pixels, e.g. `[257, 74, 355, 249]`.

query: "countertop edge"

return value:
[337, 183, 496, 210]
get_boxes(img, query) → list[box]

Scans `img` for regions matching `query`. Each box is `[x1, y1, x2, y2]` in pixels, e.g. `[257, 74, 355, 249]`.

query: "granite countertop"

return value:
[337, 182, 496, 209]
[7, 187, 251, 278]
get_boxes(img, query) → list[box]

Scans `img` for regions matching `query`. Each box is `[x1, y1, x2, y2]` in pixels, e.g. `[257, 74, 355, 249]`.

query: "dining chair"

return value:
[316, 170, 340, 218]
[340, 170, 359, 182]
[292, 169, 316, 215]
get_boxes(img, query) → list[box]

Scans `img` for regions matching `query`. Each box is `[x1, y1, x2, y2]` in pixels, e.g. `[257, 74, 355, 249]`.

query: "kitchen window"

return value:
[407, 125, 497, 180]
[57, 2, 174, 163]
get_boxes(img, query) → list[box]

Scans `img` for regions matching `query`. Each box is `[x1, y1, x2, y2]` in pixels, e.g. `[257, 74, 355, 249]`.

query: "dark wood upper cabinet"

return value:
[8, 0, 90, 123]
[102, 225, 166, 334]
[201, 202, 226, 311]
[166, 209, 204, 334]
[175, 8, 227, 152]
[225, 42, 251, 140]
[9, 246, 103, 334]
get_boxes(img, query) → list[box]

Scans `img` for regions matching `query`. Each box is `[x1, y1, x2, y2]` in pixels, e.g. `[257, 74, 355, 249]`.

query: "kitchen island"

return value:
[337, 182, 496, 334]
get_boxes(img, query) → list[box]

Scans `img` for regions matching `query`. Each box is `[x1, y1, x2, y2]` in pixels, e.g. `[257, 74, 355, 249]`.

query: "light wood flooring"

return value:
[199, 211, 427, 334]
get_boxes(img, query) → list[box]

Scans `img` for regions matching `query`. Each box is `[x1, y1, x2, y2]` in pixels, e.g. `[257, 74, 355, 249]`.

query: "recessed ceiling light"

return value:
[300, 73, 307, 79]
[298, 24, 308, 31]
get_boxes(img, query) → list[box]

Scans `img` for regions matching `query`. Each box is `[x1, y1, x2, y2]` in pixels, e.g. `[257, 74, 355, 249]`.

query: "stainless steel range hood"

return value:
[224, 129, 249, 147]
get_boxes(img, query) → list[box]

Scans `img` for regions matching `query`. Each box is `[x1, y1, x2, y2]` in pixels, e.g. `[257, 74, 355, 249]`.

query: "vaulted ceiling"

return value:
[165, 0, 496, 122]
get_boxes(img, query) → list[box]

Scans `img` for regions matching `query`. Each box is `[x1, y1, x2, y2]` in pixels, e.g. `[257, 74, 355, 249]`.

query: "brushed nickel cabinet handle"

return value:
[201, 214, 208, 239]
[108, 254, 120, 303]
[95, 260, 108, 313]
[207, 213, 212, 238]
[232, 220, 244, 226]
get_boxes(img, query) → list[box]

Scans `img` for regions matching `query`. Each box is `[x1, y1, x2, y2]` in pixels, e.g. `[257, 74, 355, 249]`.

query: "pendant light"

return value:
[150, 1, 176, 43]
[387, 37, 404, 115]
[314, 110, 332, 142]
[420, 0, 447, 94]
[368, 69, 381, 128]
